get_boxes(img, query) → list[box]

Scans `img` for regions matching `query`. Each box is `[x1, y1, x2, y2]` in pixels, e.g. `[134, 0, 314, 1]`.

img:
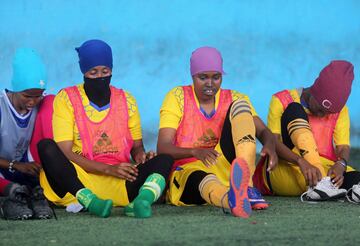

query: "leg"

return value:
[341, 171, 360, 190]
[220, 100, 256, 182]
[278, 103, 347, 201]
[180, 171, 208, 205]
[181, 170, 231, 209]
[38, 139, 112, 218]
[38, 139, 84, 197]
[281, 102, 326, 176]
[219, 99, 267, 210]
[124, 154, 173, 218]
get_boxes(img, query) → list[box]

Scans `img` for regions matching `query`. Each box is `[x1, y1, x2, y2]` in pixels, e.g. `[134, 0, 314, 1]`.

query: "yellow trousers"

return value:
[40, 162, 129, 207]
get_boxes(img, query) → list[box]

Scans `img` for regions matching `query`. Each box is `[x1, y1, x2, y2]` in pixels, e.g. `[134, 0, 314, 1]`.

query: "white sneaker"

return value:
[346, 183, 360, 204]
[301, 177, 346, 202]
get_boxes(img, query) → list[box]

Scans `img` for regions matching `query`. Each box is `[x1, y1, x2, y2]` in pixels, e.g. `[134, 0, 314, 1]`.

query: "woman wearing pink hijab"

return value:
[157, 46, 277, 218]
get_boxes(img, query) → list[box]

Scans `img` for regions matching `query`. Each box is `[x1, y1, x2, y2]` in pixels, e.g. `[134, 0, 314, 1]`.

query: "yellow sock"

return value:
[287, 119, 326, 176]
[230, 100, 256, 186]
[199, 175, 229, 208]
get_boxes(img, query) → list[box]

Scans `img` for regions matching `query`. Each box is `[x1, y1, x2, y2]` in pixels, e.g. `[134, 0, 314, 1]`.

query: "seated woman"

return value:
[254, 60, 360, 202]
[38, 39, 173, 218]
[0, 48, 53, 220]
[157, 47, 277, 218]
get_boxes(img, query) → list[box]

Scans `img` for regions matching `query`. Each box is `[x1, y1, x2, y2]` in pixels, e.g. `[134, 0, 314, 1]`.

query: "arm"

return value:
[336, 145, 350, 163]
[0, 158, 40, 176]
[57, 140, 138, 181]
[327, 107, 351, 186]
[52, 90, 137, 181]
[157, 127, 219, 166]
[253, 116, 277, 171]
[325, 144, 349, 187]
[157, 88, 219, 166]
[274, 133, 322, 187]
[267, 95, 321, 186]
[131, 139, 156, 164]
[0, 108, 40, 175]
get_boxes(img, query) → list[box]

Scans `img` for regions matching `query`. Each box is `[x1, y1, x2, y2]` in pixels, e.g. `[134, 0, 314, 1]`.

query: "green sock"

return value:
[76, 188, 113, 218]
[124, 173, 166, 218]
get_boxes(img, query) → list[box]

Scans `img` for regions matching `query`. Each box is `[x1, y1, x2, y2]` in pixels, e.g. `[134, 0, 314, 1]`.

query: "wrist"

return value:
[295, 157, 305, 167]
[8, 160, 17, 173]
[336, 158, 347, 169]
[190, 148, 197, 157]
[101, 164, 112, 175]
[132, 147, 145, 156]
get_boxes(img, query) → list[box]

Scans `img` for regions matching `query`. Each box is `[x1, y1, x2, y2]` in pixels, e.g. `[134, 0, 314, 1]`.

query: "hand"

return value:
[133, 150, 146, 164]
[191, 148, 220, 167]
[133, 150, 157, 164]
[145, 151, 157, 161]
[104, 163, 138, 182]
[297, 158, 322, 187]
[13, 162, 41, 176]
[327, 162, 345, 187]
[260, 145, 278, 171]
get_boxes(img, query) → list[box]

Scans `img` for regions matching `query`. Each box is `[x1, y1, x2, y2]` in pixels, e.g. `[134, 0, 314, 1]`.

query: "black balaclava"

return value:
[83, 75, 112, 107]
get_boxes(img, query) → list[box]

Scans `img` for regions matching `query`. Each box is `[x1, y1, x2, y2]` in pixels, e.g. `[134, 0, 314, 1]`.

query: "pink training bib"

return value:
[65, 85, 133, 164]
[173, 86, 232, 170]
[275, 90, 339, 161]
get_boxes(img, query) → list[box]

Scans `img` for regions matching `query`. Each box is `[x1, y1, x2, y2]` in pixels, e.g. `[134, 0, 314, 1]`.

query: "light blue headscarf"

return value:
[11, 48, 47, 92]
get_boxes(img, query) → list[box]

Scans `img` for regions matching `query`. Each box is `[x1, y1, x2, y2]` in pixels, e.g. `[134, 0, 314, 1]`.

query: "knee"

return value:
[155, 154, 174, 169]
[37, 139, 59, 158]
[229, 99, 252, 119]
[282, 102, 308, 126]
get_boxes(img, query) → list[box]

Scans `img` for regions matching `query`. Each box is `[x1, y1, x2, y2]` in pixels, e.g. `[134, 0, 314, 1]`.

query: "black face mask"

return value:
[83, 75, 112, 108]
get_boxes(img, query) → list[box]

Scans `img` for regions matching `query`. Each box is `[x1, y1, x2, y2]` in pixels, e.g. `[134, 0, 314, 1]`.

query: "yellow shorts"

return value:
[167, 145, 231, 206]
[39, 162, 129, 207]
[268, 158, 355, 196]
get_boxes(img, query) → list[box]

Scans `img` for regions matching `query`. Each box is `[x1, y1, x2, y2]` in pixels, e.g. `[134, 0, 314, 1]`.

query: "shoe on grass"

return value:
[301, 176, 346, 202]
[124, 200, 152, 218]
[30, 186, 53, 219]
[248, 187, 269, 210]
[346, 183, 360, 204]
[0, 183, 33, 220]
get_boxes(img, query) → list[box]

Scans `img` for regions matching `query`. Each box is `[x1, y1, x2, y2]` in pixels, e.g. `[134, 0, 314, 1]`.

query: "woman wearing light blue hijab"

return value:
[0, 48, 53, 220]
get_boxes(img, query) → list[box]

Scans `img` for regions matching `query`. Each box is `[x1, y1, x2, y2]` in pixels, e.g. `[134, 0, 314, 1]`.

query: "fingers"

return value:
[206, 154, 217, 165]
[311, 170, 319, 187]
[267, 154, 278, 172]
[307, 168, 322, 187]
[305, 170, 315, 187]
[316, 168, 322, 182]
[201, 159, 211, 168]
[327, 168, 333, 177]
[111, 163, 139, 181]
[23, 164, 41, 176]
[146, 151, 157, 161]
[136, 153, 146, 164]
[332, 175, 344, 187]
[307, 172, 314, 187]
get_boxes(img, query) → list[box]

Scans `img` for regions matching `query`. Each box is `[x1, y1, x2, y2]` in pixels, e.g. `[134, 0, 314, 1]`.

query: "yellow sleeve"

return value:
[231, 90, 257, 116]
[267, 95, 284, 134]
[333, 106, 350, 146]
[52, 90, 75, 143]
[159, 87, 184, 130]
[125, 91, 142, 140]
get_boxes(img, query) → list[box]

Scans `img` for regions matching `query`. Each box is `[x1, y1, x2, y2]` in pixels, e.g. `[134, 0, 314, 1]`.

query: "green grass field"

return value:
[1, 197, 360, 246]
[1, 149, 360, 246]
